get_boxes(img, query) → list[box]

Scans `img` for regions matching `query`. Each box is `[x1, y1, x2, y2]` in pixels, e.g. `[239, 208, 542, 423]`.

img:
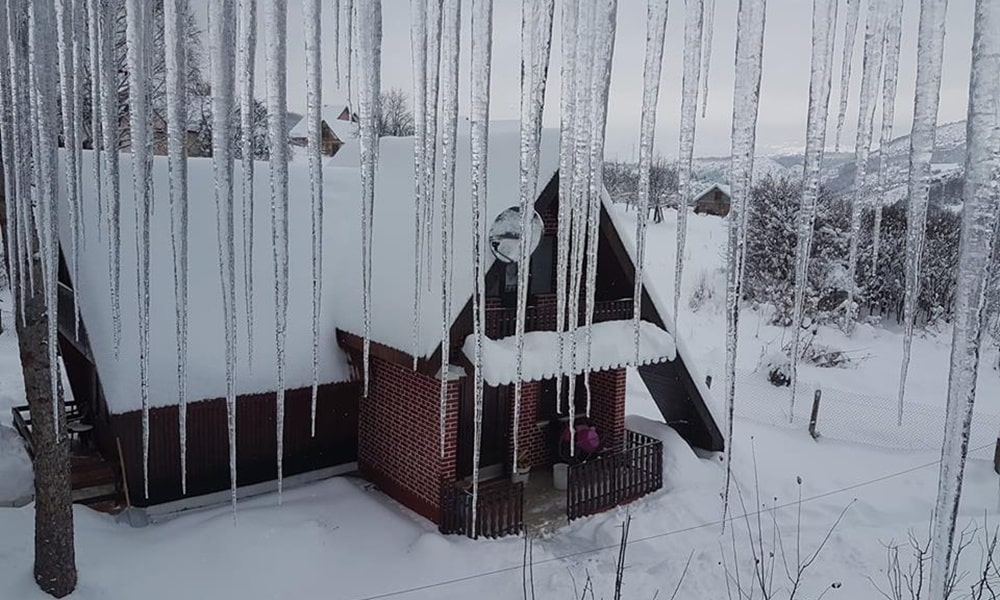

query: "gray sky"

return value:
[195, 0, 976, 158]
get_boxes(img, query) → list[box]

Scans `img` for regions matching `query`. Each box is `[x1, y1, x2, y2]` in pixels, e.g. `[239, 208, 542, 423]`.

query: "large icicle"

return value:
[699, 0, 715, 118]
[468, 0, 493, 537]
[263, 0, 289, 504]
[513, 0, 554, 465]
[410, 0, 427, 368]
[897, 0, 949, 423]
[29, 0, 63, 433]
[871, 0, 903, 275]
[332, 0, 340, 87]
[356, 0, 382, 399]
[87, 0, 102, 241]
[423, 0, 443, 296]
[55, 0, 81, 338]
[164, 0, 190, 494]
[99, 0, 122, 355]
[438, 0, 460, 456]
[124, 0, 154, 499]
[340, 0, 353, 112]
[555, 0, 579, 416]
[632, 0, 669, 363]
[0, 0, 19, 310]
[673, 0, 704, 327]
[209, 0, 238, 512]
[5, 0, 31, 316]
[303, 0, 323, 436]
[789, 0, 839, 419]
[237, 0, 256, 368]
[927, 1, 1000, 593]
[843, 0, 887, 333]
[833, 0, 860, 151]
[582, 0, 617, 415]
[722, 0, 767, 521]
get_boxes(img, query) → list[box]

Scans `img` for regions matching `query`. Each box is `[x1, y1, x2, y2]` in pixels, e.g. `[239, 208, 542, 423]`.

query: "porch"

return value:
[439, 429, 663, 539]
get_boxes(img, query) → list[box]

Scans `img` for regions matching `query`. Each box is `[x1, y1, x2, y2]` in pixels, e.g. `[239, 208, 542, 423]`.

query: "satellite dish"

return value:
[489, 207, 544, 263]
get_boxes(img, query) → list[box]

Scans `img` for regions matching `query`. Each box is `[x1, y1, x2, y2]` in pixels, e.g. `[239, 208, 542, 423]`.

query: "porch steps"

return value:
[70, 454, 122, 513]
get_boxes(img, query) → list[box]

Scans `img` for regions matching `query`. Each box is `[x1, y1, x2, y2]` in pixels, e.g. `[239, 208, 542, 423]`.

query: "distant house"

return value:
[691, 183, 731, 216]
[288, 101, 356, 157]
[41, 123, 722, 537]
[149, 100, 212, 158]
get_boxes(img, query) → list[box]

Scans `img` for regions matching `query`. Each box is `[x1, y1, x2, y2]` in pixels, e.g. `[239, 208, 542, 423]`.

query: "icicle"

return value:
[341, 0, 353, 113]
[438, 0, 460, 456]
[164, 0, 190, 495]
[633, 0, 669, 364]
[0, 0, 18, 314]
[555, 0, 579, 416]
[468, 0, 493, 538]
[789, 0, 839, 421]
[238, 0, 256, 368]
[333, 0, 340, 88]
[99, 0, 122, 356]
[871, 0, 902, 275]
[70, 0, 84, 248]
[263, 0, 289, 505]
[673, 0, 704, 330]
[423, 0, 443, 295]
[722, 0, 767, 523]
[124, 0, 154, 500]
[410, 0, 427, 369]
[833, 0, 860, 152]
[843, 0, 887, 333]
[513, 0, 554, 465]
[928, 1, 1000, 593]
[55, 0, 81, 339]
[87, 0, 102, 242]
[897, 0, 948, 425]
[699, 0, 715, 119]
[28, 0, 63, 441]
[583, 0, 617, 415]
[303, 0, 323, 437]
[357, 0, 382, 400]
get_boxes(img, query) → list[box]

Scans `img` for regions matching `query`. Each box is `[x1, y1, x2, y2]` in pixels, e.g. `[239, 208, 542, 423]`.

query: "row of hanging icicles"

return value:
[1, 0, 997, 567]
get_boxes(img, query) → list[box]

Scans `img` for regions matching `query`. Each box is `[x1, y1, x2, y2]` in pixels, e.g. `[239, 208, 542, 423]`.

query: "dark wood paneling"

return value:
[112, 382, 359, 506]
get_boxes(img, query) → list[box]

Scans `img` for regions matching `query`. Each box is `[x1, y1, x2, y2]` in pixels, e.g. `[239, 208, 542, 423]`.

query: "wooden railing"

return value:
[440, 479, 524, 539]
[485, 297, 634, 339]
[11, 402, 84, 458]
[566, 429, 663, 521]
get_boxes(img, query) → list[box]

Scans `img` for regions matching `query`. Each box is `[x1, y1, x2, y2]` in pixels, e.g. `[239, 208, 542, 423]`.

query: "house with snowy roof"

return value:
[691, 182, 731, 216]
[288, 100, 357, 157]
[41, 121, 721, 535]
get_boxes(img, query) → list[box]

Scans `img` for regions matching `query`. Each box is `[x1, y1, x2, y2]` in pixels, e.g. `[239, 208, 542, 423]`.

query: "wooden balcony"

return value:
[566, 429, 663, 521]
[485, 297, 634, 339]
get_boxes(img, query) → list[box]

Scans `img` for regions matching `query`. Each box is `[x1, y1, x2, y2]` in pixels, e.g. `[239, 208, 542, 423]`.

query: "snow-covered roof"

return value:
[690, 182, 730, 204]
[288, 105, 356, 141]
[466, 321, 676, 387]
[58, 120, 558, 414]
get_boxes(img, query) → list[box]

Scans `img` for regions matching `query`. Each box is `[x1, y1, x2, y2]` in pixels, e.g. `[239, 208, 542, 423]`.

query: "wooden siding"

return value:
[113, 382, 359, 506]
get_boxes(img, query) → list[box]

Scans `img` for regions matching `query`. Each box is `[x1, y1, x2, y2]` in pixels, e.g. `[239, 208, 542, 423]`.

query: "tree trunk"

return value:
[14, 241, 77, 597]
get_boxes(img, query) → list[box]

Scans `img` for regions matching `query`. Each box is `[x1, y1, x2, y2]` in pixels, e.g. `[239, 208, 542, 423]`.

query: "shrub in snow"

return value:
[688, 267, 717, 312]
[763, 351, 792, 387]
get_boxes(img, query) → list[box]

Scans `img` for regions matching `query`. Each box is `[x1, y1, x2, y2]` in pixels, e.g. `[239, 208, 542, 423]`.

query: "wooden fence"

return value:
[567, 429, 663, 521]
[439, 479, 524, 539]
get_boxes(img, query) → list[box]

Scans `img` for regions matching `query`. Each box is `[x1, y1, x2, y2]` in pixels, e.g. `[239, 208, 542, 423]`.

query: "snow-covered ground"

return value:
[3, 210, 1000, 598]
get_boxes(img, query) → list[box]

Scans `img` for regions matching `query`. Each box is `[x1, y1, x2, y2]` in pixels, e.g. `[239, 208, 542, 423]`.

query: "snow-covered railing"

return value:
[567, 429, 663, 521]
[439, 479, 524, 539]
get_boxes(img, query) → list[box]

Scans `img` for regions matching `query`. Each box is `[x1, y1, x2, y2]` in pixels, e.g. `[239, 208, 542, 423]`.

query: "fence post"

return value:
[705, 375, 712, 389]
[808, 389, 821, 440]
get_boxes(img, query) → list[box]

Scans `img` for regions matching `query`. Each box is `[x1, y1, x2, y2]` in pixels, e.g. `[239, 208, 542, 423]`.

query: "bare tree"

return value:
[377, 88, 415, 137]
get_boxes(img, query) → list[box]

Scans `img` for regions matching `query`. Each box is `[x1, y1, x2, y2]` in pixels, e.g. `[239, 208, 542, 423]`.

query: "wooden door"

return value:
[457, 382, 510, 479]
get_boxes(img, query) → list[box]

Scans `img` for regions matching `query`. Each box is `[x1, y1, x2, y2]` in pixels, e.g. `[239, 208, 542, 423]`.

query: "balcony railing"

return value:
[485, 297, 634, 339]
[566, 429, 663, 521]
[440, 479, 524, 539]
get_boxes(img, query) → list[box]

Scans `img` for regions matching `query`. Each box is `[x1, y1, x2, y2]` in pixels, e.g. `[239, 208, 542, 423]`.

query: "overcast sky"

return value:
[194, 0, 975, 158]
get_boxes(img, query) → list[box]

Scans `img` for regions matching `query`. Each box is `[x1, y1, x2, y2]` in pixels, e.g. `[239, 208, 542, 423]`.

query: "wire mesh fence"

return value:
[733, 369, 1000, 461]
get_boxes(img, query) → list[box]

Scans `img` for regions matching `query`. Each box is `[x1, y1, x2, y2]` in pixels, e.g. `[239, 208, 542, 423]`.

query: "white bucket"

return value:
[552, 463, 569, 491]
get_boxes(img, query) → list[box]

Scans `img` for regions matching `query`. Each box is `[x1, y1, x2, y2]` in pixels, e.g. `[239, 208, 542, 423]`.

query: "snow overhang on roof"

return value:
[465, 321, 676, 387]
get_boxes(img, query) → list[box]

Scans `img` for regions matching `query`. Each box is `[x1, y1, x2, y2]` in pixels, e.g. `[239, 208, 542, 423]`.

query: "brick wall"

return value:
[589, 369, 627, 449]
[358, 356, 460, 523]
[505, 381, 554, 470]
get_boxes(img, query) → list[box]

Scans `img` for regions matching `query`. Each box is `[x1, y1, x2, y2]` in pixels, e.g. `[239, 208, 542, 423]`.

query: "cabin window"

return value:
[538, 375, 588, 421]
[529, 235, 555, 294]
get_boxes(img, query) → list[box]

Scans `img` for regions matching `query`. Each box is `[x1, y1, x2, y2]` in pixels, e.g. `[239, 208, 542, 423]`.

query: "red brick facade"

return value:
[588, 369, 627, 449]
[358, 356, 460, 523]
